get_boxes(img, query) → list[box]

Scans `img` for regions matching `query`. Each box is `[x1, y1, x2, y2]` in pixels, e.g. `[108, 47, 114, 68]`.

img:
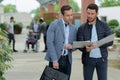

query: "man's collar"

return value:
[62, 19, 69, 26]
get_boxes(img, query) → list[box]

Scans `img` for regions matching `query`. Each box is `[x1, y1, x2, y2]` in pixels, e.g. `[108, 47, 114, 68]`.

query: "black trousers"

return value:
[49, 55, 71, 80]
[8, 33, 16, 50]
[43, 35, 47, 50]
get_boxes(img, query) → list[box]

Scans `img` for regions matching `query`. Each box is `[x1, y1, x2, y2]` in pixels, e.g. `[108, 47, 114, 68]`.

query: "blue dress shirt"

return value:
[89, 24, 102, 58]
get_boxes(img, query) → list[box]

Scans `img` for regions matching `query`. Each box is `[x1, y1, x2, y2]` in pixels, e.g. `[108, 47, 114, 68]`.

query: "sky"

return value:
[1, 0, 40, 13]
[1, 0, 99, 13]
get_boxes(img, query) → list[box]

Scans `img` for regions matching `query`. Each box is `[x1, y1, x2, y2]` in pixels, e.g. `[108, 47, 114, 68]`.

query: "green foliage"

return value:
[69, 0, 80, 12]
[54, 4, 59, 13]
[3, 4, 17, 13]
[30, 0, 80, 18]
[99, 0, 120, 7]
[54, 0, 80, 13]
[108, 19, 119, 33]
[14, 22, 23, 34]
[30, 7, 40, 19]
[0, 23, 7, 31]
[108, 19, 119, 26]
[115, 27, 120, 37]
[45, 18, 54, 24]
[109, 26, 116, 33]
[0, 30, 13, 80]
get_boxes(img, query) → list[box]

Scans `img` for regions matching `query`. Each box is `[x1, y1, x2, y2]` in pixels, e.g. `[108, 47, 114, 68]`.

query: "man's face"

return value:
[63, 9, 73, 23]
[86, 9, 98, 23]
[10, 18, 14, 22]
[35, 19, 38, 23]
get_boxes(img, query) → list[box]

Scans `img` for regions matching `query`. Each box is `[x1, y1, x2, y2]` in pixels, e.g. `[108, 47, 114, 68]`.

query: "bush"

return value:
[14, 22, 23, 34]
[108, 19, 119, 26]
[110, 26, 116, 33]
[0, 23, 7, 31]
[115, 27, 120, 37]
[0, 30, 13, 80]
[108, 19, 119, 33]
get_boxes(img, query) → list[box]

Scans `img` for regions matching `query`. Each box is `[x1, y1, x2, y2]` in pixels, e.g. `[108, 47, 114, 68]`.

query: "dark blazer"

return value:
[45, 19, 77, 64]
[77, 18, 113, 64]
[31, 23, 42, 38]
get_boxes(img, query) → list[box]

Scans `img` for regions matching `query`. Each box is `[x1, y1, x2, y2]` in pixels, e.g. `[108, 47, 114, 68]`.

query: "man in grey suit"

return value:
[45, 5, 77, 80]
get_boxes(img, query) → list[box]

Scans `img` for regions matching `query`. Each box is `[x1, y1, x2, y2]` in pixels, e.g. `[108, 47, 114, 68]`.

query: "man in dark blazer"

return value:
[45, 5, 77, 80]
[39, 18, 47, 52]
[77, 3, 113, 80]
[31, 18, 41, 52]
[32, 18, 41, 40]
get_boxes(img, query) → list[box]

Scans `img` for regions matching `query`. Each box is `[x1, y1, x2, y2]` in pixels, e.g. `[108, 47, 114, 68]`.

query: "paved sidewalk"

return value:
[4, 28, 120, 80]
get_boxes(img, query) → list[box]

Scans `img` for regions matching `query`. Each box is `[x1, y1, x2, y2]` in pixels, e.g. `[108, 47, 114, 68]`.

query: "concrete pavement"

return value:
[4, 28, 120, 80]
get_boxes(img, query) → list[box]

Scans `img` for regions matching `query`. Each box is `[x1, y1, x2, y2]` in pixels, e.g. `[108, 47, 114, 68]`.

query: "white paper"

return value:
[73, 34, 114, 48]
[96, 34, 114, 47]
[73, 41, 92, 48]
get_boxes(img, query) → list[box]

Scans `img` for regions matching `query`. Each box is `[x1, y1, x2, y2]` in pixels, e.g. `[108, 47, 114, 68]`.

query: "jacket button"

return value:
[63, 42, 64, 43]
[61, 49, 62, 51]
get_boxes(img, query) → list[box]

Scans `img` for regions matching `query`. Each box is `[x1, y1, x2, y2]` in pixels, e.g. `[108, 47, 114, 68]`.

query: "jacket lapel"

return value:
[59, 19, 65, 39]
[68, 24, 72, 43]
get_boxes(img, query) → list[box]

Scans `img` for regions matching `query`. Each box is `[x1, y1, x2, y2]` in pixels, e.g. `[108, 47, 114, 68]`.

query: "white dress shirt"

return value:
[62, 19, 69, 55]
[8, 22, 14, 34]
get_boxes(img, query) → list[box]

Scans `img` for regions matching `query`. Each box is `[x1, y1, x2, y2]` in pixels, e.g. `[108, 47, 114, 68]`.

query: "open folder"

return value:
[73, 34, 114, 48]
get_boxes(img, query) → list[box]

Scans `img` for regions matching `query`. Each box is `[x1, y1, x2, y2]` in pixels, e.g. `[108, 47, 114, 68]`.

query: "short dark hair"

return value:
[39, 18, 44, 23]
[10, 16, 14, 19]
[61, 5, 72, 15]
[87, 3, 98, 13]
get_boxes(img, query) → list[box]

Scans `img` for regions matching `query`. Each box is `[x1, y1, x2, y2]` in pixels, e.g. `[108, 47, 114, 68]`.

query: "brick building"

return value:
[37, 0, 95, 26]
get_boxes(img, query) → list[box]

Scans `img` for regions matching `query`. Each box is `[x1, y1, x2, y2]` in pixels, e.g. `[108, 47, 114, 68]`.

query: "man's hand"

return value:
[53, 61, 59, 69]
[65, 44, 73, 50]
[85, 43, 98, 52]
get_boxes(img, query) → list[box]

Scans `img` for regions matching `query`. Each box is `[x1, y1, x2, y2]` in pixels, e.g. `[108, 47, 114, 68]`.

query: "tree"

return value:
[54, 0, 80, 12]
[99, 0, 120, 7]
[54, 4, 59, 13]
[3, 4, 17, 13]
[31, 0, 80, 19]
[30, 7, 40, 19]
[69, 0, 80, 12]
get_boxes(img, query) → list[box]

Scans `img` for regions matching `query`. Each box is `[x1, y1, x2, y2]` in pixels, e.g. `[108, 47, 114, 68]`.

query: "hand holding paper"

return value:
[85, 43, 98, 52]
[73, 34, 114, 48]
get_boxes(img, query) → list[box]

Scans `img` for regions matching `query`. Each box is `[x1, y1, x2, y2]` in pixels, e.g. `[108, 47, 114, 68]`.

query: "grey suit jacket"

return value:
[45, 19, 77, 64]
